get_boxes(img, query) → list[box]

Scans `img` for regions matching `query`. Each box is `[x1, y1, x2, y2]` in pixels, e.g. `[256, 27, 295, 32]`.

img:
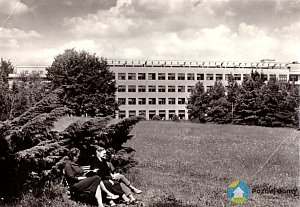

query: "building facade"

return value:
[9, 59, 300, 120]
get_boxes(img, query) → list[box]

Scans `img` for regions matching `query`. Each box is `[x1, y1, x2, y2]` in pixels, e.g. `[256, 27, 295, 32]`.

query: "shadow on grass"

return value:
[148, 195, 198, 207]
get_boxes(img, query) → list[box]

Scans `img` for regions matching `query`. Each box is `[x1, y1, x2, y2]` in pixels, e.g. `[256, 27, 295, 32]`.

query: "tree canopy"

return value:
[46, 49, 118, 117]
[188, 71, 299, 127]
[0, 58, 14, 83]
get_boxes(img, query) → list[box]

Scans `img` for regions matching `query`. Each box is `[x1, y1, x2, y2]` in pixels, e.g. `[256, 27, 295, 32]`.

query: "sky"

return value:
[0, 0, 300, 66]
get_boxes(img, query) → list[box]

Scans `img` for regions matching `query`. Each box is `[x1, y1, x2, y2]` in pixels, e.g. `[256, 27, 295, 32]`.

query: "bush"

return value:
[152, 115, 161, 121]
[171, 114, 180, 122]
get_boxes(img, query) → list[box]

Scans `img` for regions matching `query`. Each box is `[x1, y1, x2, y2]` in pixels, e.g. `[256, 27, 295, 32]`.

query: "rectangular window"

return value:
[168, 110, 175, 119]
[128, 73, 136, 80]
[168, 85, 175, 92]
[187, 73, 195, 80]
[225, 74, 231, 80]
[118, 73, 126, 80]
[216, 74, 223, 80]
[159, 110, 166, 119]
[178, 86, 185, 92]
[25, 70, 29, 74]
[138, 85, 146, 92]
[148, 85, 156, 92]
[149, 98, 156, 105]
[234, 74, 241, 81]
[187, 98, 191, 104]
[168, 73, 175, 80]
[128, 98, 136, 105]
[138, 98, 146, 105]
[128, 85, 136, 92]
[262, 74, 268, 81]
[206, 74, 214, 80]
[149, 110, 156, 120]
[118, 98, 126, 105]
[279, 75, 287, 81]
[168, 98, 175, 105]
[178, 73, 185, 80]
[112, 72, 115, 79]
[178, 98, 186, 104]
[187, 86, 194, 92]
[158, 85, 166, 92]
[269, 74, 276, 80]
[117, 85, 126, 92]
[129, 110, 136, 117]
[119, 110, 126, 119]
[139, 110, 146, 116]
[197, 73, 204, 80]
[138, 73, 146, 80]
[289, 75, 298, 82]
[178, 110, 185, 120]
[148, 73, 156, 80]
[158, 98, 166, 105]
[206, 86, 213, 91]
[243, 74, 250, 80]
[158, 73, 166, 80]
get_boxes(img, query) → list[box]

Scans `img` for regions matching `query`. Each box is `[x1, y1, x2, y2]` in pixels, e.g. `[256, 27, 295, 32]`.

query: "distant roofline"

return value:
[13, 59, 299, 68]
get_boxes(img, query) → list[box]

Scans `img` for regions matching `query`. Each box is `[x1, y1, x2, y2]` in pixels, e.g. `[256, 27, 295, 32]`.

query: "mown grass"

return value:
[14, 121, 299, 206]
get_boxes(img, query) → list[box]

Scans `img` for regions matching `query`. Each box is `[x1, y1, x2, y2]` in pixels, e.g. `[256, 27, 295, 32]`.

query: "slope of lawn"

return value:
[125, 121, 299, 207]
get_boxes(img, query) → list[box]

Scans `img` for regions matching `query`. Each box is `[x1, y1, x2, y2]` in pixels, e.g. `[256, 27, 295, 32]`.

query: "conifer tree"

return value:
[206, 81, 231, 124]
[233, 71, 264, 125]
[187, 82, 209, 122]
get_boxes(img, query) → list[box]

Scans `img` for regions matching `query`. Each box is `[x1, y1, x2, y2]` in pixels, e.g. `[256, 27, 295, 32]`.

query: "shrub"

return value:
[152, 115, 161, 121]
[171, 114, 180, 122]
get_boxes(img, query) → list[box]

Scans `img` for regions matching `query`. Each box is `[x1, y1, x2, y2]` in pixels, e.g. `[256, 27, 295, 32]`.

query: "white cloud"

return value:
[0, 0, 29, 15]
[3, 0, 300, 65]
[0, 28, 40, 49]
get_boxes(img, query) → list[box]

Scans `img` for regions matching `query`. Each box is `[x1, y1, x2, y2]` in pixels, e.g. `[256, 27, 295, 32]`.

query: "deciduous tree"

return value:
[46, 49, 118, 117]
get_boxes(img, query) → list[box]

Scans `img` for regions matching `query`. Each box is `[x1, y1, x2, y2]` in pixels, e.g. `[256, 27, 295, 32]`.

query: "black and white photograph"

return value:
[0, 0, 299, 206]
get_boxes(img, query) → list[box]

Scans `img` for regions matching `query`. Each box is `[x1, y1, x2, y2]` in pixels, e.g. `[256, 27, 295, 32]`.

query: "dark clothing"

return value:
[90, 157, 132, 196]
[102, 180, 125, 195]
[64, 160, 101, 194]
[90, 157, 112, 180]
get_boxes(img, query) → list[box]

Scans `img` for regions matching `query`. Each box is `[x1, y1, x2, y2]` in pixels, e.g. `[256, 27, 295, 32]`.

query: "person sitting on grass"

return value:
[90, 147, 142, 205]
[64, 148, 119, 207]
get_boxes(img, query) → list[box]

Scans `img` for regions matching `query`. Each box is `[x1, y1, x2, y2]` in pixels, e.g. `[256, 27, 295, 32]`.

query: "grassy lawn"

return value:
[125, 121, 299, 206]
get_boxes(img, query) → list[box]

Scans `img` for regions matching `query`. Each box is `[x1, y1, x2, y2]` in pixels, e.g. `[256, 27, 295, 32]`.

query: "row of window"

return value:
[118, 97, 187, 105]
[116, 72, 289, 81]
[22, 70, 44, 75]
[118, 109, 186, 119]
[118, 85, 194, 93]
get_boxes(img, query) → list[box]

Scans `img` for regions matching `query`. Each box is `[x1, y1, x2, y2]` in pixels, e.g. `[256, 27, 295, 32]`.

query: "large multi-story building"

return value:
[8, 59, 300, 120]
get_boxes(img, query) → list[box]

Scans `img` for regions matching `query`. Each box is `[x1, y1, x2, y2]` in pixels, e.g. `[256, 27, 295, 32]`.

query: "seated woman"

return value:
[90, 147, 142, 204]
[64, 148, 119, 207]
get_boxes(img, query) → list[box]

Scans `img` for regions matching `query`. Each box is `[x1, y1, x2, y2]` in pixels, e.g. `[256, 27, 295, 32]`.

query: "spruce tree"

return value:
[206, 81, 231, 124]
[233, 71, 264, 125]
[187, 82, 209, 122]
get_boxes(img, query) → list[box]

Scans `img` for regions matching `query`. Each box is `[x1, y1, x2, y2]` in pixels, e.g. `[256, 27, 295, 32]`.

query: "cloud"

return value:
[3, 0, 300, 65]
[0, 0, 29, 15]
[63, 0, 218, 39]
[0, 28, 40, 49]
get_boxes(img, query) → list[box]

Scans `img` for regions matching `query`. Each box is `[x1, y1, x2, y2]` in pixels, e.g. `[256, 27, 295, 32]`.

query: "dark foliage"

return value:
[171, 114, 180, 122]
[152, 115, 161, 120]
[187, 82, 208, 123]
[0, 58, 14, 83]
[188, 71, 299, 127]
[46, 49, 118, 117]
